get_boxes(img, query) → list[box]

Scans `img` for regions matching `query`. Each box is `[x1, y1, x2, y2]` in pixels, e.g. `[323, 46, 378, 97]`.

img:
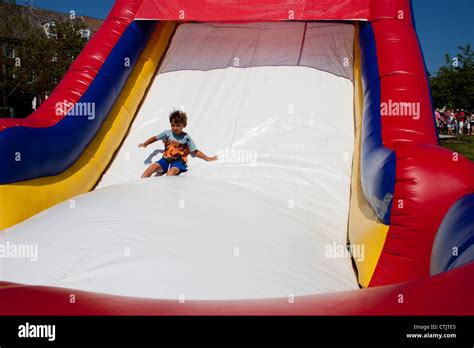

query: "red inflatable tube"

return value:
[0, 262, 472, 315]
[367, 0, 474, 286]
[135, 0, 371, 21]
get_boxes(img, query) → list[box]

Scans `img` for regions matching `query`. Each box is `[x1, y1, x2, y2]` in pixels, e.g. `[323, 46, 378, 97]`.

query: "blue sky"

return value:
[17, 0, 473, 75]
[17, 0, 115, 21]
[412, 0, 473, 74]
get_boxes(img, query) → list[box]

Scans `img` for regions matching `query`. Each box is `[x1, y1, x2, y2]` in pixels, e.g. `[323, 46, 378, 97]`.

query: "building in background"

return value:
[0, 1, 102, 118]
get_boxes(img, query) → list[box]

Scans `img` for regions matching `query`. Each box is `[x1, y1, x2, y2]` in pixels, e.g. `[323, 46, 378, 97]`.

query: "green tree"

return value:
[0, 4, 33, 109]
[0, 3, 89, 115]
[14, 20, 88, 102]
[430, 44, 474, 111]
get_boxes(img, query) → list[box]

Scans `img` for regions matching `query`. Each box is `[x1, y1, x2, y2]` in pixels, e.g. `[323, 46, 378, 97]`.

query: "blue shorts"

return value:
[156, 157, 188, 174]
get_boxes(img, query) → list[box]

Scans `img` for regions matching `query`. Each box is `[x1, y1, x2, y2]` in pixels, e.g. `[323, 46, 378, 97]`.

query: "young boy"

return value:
[139, 110, 217, 177]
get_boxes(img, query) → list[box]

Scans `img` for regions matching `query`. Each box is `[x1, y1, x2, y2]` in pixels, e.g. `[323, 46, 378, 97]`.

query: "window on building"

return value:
[5, 48, 15, 59]
[80, 29, 91, 39]
[5, 65, 14, 78]
[43, 21, 57, 38]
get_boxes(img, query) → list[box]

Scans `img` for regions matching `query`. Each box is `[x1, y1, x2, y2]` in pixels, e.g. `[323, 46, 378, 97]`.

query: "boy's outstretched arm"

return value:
[193, 150, 218, 162]
[138, 136, 159, 148]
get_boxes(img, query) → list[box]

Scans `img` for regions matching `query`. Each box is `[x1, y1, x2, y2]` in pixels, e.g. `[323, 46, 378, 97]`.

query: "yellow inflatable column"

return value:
[347, 24, 390, 288]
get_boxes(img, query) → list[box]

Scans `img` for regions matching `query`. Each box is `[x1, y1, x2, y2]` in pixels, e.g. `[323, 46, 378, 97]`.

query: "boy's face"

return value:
[171, 121, 185, 134]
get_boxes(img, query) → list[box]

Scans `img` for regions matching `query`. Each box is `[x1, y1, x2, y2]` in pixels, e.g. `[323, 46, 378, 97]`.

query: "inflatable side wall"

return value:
[0, 1, 154, 184]
[0, 0, 176, 229]
[352, 0, 474, 287]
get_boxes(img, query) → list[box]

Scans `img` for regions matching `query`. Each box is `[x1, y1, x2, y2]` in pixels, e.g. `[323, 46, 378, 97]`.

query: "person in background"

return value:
[435, 108, 441, 133]
[467, 114, 471, 136]
[447, 111, 453, 135]
[470, 113, 474, 136]
[459, 115, 464, 135]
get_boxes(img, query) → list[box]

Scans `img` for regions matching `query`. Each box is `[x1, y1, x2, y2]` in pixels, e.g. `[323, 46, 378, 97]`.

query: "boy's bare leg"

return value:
[141, 163, 163, 178]
[166, 167, 181, 176]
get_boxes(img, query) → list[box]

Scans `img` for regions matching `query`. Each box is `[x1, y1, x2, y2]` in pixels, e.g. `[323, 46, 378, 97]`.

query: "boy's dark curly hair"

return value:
[169, 110, 187, 126]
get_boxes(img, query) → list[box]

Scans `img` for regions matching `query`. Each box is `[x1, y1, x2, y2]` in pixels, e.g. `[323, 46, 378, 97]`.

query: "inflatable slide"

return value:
[0, 0, 473, 315]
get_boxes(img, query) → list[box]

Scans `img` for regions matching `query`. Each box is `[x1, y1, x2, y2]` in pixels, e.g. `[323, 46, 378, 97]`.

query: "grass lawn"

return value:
[440, 135, 474, 162]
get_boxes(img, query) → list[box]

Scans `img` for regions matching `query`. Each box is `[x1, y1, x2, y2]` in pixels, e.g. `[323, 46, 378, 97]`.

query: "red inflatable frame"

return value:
[0, 0, 473, 315]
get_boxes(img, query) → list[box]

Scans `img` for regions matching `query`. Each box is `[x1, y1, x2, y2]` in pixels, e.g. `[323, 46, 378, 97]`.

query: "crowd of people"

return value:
[435, 108, 474, 136]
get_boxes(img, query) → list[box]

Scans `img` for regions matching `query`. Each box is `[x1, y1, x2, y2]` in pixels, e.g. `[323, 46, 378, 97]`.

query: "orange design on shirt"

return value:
[163, 140, 190, 163]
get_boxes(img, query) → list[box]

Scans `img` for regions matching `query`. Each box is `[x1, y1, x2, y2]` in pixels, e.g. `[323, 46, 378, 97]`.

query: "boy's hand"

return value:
[194, 150, 218, 162]
[138, 143, 147, 148]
